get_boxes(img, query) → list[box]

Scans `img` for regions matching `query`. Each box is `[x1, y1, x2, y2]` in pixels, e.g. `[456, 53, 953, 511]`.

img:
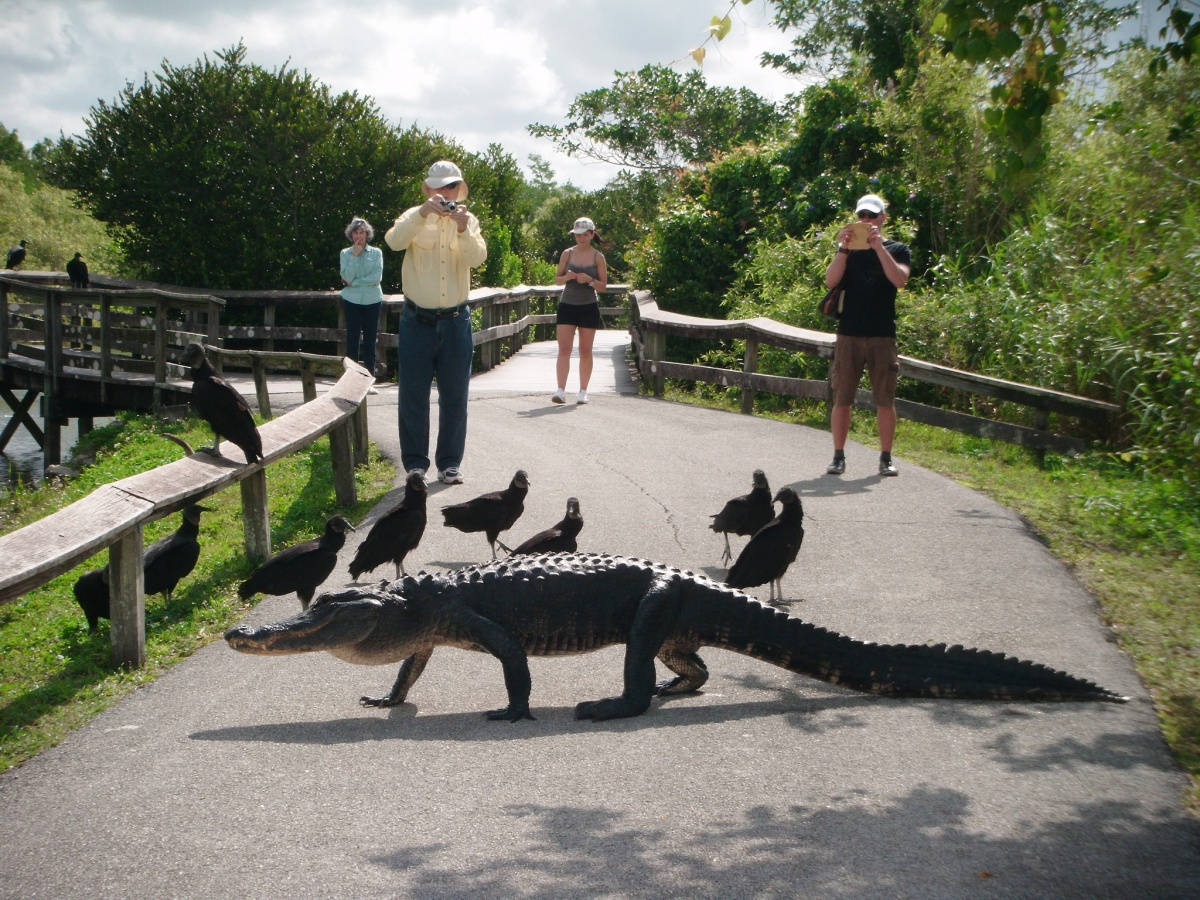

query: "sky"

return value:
[0, 0, 808, 191]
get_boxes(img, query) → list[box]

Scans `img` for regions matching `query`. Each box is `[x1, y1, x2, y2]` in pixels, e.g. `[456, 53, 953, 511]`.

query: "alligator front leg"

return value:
[576, 574, 683, 721]
[452, 606, 535, 722]
[361, 648, 433, 708]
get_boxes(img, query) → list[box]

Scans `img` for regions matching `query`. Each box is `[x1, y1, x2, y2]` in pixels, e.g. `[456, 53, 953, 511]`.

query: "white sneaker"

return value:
[439, 467, 464, 485]
[576, 391, 589, 405]
[551, 389, 566, 404]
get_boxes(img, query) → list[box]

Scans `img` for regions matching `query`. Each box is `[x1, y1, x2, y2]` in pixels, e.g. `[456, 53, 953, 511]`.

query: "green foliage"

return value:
[932, 0, 1135, 203]
[45, 44, 454, 291]
[764, 0, 928, 87]
[527, 64, 786, 173]
[0, 412, 395, 770]
[0, 162, 126, 275]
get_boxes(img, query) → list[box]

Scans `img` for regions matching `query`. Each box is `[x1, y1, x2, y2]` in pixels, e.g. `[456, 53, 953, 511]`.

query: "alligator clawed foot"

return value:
[360, 695, 403, 708]
[485, 704, 535, 722]
[575, 696, 651, 721]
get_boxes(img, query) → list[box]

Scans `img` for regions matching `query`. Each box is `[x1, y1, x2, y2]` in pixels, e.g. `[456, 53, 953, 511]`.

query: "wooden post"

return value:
[352, 401, 368, 467]
[328, 420, 356, 507]
[109, 528, 146, 668]
[645, 326, 666, 397]
[43, 289, 64, 465]
[240, 470, 271, 562]
[335, 302, 347, 360]
[301, 359, 317, 402]
[742, 336, 759, 415]
[0, 282, 8, 360]
[251, 355, 272, 419]
[152, 298, 167, 413]
[263, 300, 276, 352]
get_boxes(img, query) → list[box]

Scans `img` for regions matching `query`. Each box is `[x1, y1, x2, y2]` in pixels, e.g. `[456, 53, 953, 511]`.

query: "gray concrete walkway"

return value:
[1, 334, 1198, 897]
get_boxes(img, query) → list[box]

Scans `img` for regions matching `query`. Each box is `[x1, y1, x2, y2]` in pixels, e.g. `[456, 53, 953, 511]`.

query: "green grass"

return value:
[0, 413, 396, 771]
[664, 384, 1200, 814]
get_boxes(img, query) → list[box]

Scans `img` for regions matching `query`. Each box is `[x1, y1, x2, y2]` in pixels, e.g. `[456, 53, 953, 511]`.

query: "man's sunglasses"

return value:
[857, 210, 881, 220]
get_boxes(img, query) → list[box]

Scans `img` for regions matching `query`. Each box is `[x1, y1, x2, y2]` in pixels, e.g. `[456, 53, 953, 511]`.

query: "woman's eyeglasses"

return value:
[857, 210, 881, 220]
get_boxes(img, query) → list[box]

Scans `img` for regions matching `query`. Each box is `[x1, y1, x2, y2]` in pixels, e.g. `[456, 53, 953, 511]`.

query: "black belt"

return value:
[405, 299, 468, 323]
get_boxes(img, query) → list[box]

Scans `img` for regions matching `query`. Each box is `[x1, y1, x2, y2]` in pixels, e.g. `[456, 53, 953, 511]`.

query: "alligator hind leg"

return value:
[576, 574, 682, 721]
[656, 647, 708, 695]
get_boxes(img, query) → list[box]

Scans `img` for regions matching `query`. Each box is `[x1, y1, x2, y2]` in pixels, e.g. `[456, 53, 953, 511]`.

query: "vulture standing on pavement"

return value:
[725, 487, 805, 604]
[181, 342, 263, 464]
[510, 496, 583, 555]
[709, 469, 773, 565]
[348, 471, 428, 579]
[239, 515, 356, 609]
[441, 469, 529, 559]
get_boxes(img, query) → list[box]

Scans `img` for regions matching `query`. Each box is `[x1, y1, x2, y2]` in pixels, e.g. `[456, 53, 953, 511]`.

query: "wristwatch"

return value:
[837, 248, 850, 255]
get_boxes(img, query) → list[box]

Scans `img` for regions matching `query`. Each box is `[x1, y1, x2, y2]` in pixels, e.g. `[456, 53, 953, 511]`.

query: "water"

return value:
[0, 397, 105, 493]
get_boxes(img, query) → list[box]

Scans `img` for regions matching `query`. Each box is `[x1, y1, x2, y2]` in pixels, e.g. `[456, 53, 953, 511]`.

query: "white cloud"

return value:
[1, 0, 805, 189]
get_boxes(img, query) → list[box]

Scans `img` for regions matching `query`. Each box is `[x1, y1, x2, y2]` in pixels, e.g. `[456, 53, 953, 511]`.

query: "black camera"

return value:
[440, 199, 457, 211]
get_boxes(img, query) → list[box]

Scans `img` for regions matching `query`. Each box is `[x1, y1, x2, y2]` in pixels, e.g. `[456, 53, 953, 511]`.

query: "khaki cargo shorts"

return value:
[831, 336, 899, 406]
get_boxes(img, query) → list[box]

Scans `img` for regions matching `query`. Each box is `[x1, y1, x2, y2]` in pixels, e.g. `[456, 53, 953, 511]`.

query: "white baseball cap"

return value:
[424, 160, 464, 188]
[855, 193, 886, 215]
[569, 217, 596, 234]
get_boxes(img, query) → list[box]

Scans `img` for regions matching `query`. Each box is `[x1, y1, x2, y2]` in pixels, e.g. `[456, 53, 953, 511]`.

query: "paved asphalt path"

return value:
[2, 332, 1198, 897]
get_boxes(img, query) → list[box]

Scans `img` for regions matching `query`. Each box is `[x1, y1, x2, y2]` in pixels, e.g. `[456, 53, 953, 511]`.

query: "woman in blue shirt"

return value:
[340, 216, 384, 393]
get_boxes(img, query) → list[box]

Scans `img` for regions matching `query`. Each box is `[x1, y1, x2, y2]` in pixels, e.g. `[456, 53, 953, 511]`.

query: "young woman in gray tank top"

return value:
[551, 216, 609, 404]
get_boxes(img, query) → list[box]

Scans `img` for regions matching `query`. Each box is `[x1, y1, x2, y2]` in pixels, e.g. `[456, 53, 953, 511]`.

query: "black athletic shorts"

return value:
[556, 302, 603, 329]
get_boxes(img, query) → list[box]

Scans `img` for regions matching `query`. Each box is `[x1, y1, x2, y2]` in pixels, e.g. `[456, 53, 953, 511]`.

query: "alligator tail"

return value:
[706, 593, 1127, 702]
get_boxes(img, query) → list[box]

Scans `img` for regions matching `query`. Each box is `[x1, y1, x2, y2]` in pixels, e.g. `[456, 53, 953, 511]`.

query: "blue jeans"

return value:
[343, 300, 381, 376]
[396, 303, 473, 472]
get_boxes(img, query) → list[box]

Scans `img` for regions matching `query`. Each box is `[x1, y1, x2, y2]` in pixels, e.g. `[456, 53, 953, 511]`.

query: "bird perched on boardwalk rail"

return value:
[709, 469, 773, 565]
[6, 239, 27, 269]
[441, 469, 529, 559]
[726, 487, 804, 604]
[510, 497, 583, 556]
[348, 471, 427, 580]
[181, 342, 263, 464]
[66, 251, 89, 288]
[239, 515, 356, 609]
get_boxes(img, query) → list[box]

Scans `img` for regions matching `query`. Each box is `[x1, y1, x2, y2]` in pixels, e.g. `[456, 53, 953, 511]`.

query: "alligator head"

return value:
[225, 587, 393, 658]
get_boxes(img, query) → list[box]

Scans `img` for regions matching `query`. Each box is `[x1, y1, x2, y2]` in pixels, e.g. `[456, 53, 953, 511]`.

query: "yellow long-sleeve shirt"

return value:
[384, 206, 487, 309]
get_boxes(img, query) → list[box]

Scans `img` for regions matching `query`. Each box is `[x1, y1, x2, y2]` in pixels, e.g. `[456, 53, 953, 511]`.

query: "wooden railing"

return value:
[0, 358, 373, 667]
[0, 272, 625, 464]
[629, 290, 1119, 455]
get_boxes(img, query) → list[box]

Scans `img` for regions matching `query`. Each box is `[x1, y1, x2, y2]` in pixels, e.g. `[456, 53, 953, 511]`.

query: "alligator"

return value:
[224, 552, 1126, 721]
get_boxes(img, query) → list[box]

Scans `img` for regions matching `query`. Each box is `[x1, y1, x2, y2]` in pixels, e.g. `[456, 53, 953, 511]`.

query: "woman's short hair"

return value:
[345, 217, 374, 242]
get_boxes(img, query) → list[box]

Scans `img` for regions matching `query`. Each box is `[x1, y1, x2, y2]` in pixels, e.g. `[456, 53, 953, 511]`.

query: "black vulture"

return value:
[725, 487, 804, 604]
[709, 469, 773, 565]
[6, 239, 27, 269]
[75, 504, 211, 628]
[181, 342, 263, 464]
[441, 469, 529, 559]
[143, 504, 209, 601]
[239, 515, 356, 609]
[73, 567, 109, 632]
[348, 471, 427, 579]
[66, 252, 89, 288]
[510, 496, 583, 555]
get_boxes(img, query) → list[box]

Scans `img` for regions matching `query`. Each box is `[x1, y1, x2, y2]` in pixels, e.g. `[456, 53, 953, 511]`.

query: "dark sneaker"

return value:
[406, 467, 427, 483]
[879, 458, 898, 477]
[826, 456, 846, 475]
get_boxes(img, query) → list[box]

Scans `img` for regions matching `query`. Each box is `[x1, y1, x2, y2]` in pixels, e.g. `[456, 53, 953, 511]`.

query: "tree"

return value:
[46, 44, 452, 290]
[528, 64, 786, 173]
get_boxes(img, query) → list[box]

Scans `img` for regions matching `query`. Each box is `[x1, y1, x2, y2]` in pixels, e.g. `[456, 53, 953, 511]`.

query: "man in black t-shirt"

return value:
[823, 193, 912, 477]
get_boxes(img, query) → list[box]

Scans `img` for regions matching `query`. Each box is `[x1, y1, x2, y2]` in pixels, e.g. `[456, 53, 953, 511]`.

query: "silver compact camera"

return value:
[439, 199, 457, 211]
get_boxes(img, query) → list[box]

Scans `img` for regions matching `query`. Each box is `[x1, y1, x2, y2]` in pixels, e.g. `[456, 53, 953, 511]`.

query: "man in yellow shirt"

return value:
[385, 161, 487, 485]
